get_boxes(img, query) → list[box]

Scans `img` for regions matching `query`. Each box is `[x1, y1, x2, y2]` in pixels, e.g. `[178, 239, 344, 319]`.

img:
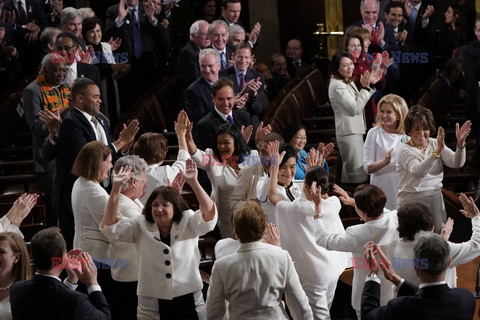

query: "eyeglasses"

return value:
[294, 136, 307, 141]
[196, 32, 208, 37]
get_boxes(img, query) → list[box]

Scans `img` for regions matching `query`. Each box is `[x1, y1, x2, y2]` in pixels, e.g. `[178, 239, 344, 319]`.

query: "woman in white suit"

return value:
[386, 198, 480, 294]
[267, 141, 349, 320]
[314, 184, 399, 318]
[206, 200, 313, 320]
[328, 51, 381, 184]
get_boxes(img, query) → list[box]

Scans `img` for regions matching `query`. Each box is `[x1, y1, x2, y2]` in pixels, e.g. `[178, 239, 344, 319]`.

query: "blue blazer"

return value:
[184, 77, 214, 124]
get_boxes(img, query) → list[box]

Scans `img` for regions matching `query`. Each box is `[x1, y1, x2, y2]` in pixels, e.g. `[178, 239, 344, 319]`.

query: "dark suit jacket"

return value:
[77, 63, 101, 88]
[219, 66, 264, 129]
[352, 20, 398, 54]
[4, 0, 47, 32]
[177, 40, 201, 92]
[105, 3, 168, 63]
[10, 274, 111, 320]
[184, 77, 214, 124]
[193, 108, 251, 150]
[361, 280, 475, 320]
[212, 43, 235, 70]
[56, 108, 117, 247]
[403, 3, 435, 53]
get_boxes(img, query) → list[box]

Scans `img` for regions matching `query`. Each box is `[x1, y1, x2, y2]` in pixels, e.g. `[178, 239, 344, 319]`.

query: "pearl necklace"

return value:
[0, 280, 14, 291]
[407, 139, 427, 150]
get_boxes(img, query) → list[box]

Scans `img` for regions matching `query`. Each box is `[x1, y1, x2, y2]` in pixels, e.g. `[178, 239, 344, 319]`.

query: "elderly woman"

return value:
[283, 123, 331, 180]
[396, 105, 471, 232]
[101, 151, 217, 320]
[267, 141, 349, 320]
[206, 201, 313, 319]
[363, 94, 409, 210]
[0, 232, 31, 320]
[107, 155, 148, 320]
[386, 198, 480, 295]
[71, 141, 115, 306]
[328, 51, 381, 184]
[314, 184, 399, 318]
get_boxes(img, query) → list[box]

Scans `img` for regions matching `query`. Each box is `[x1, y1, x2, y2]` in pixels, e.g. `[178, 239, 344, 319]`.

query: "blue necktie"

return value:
[227, 114, 234, 124]
[220, 52, 227, 69]
[408, 6, 417, 32]
[131, 8, 142, 59]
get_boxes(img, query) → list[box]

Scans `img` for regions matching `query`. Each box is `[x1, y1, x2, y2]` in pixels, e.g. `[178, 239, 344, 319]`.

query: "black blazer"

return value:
[218, 66, 264, 129]
[193, 108, 251, 150]
[4, 0, 47, 31]
[77, 63, 101, 88]
[361, 280, 475, 320]
[211, 43, 235, 70]
[10, 274, 111, 320]
[184, 77, 214, 124]
[177, 40, 201, 92]
[105, 3, 168, 63]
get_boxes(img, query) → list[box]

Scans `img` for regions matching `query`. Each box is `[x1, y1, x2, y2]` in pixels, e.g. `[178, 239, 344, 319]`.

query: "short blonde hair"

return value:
[233, 201, 267, 243]
[374, 94, 409, 133]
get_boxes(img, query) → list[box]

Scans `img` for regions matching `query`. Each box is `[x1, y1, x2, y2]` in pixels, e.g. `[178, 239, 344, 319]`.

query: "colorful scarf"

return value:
[37, 69, 69, 112]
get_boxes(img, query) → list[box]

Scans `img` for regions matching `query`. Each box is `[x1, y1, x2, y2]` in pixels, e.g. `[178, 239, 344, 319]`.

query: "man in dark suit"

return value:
[194, 78, 251, 150]
[184, 48, 220, 124]
[4, 0, 47, 75]
[177, 20, 211, 98]
[285, 39, 307, 79]
[10, 227, 111, 320]
[361, 233, 475, 320]
[208, 20, 235, 70]
[55, 78, 138, 248]
[105, 0, 170, 109]
[219, 42, 264, 130]
[218, 0, 260, 48]
[353, 0, 398, 54]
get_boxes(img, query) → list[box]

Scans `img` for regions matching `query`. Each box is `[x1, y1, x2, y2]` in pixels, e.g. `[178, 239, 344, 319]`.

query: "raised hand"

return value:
[266, 140, 285, 168]
[175, 110, 189, 137]
[305, 147, 321, 169]
[6, 193, 39, 226]
[116, 119, 139, 152]
[182, 158, 198, 185]
[168, 171, 185, 193]
[456, 120, 471, 149]
[255, 121, 271, 144]
[459, 193, 480, 219]
[422, 5, 434, 20]
[375, 22, 385, 45]
[440, 217, 454, 241]
[39, 109, 62, 137]
[118, 0, 128, 21]
[143, 0, 155, 21]
[65, 248, 83, 284]
[112, 166, 132, 192]
[248, 22, 261, 44]
[108, 37, 122, 51]
[333, 184, 355, 207]
[262, 223, 280, 246]
[436, 126, 445, 155]
[241, 124, 253, 143]
[321, 142, 335, 159]
[384, 148, 393, 164]
[235, 92, 248, 109]
[359, 70, 371, 88]
[309, 181, 323, 215]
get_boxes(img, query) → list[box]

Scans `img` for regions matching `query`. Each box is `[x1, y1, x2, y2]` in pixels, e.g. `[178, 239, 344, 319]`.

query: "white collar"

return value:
[214, 107, 231, 122]
[419, 280, 446, 289]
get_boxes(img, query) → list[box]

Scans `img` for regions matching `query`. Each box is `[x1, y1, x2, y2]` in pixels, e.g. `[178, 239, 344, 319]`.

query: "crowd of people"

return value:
[3, 0, 480, 319]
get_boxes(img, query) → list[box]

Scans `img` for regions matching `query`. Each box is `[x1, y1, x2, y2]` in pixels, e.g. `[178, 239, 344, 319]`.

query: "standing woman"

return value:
[328, 51, 381, 184]
[267, 141, 349, 319]
[0, 232, 31, 320]
[397, 105, 471, 232]
[101, 158, 217, 320]
[363, 94, 409, 210]
[440, 4, 470, 63]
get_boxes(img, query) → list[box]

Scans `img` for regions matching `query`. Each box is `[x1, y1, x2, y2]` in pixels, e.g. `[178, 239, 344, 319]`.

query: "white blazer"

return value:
[387, 215, 480, 291]
[328, 77, 374, 136]
[100, 208, 217, 299]
[229, 162, 265, 212]
[72, 177, 111, 262]
[139, 149, 190, 205]
[0, 216, 22, 236]
[206, 241, 313, 320]
[314, 210, 399, 311]
[110, 194, 143, 282]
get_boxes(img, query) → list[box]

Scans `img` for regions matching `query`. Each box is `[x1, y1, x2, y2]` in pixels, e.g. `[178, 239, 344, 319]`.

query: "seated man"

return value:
[361, 233, 475, 320]
[10, 227, 111, 319]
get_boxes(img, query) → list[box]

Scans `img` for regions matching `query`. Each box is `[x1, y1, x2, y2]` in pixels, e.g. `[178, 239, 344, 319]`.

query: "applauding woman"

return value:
[397, 105, 471, 232]
[328, 51, 382, 184]
[363, 94, 408, 210]
[101, 156, 217, 319]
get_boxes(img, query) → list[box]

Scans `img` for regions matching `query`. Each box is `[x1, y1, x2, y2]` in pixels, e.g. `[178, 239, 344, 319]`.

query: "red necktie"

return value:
[370, 27, 378, 46]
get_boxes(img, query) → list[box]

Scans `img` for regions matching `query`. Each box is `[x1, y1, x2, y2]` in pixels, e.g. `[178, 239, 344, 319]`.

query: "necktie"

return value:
[91, 116, 106, 144]
[220, 52, 227, 69]
[130, 8, 142, 59]
[17, 1, 28, 25]
[370, 27, 377, 46]
[409, 6, 417, 32]
[294, 61, 301, 69]
[239, 73, 245, 91]
[226, 114, 234, 124]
